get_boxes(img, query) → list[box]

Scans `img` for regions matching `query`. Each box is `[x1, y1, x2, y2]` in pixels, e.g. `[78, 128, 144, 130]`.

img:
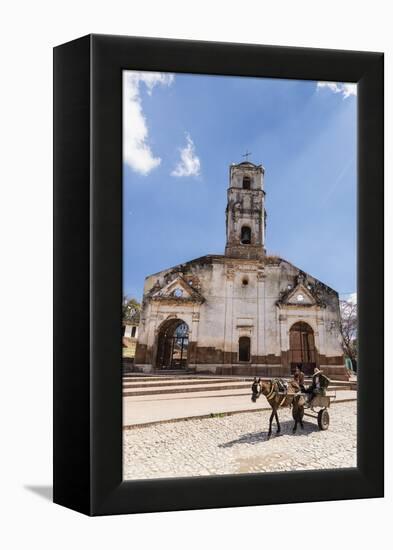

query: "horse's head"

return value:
[251, 377, 262, 402]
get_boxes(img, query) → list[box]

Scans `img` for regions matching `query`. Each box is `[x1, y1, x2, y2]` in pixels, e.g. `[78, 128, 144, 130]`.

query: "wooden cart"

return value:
[303, 392, 336, 430]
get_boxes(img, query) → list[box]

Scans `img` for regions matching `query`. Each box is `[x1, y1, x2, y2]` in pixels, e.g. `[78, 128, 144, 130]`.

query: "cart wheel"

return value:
[318, 408, 329, 430]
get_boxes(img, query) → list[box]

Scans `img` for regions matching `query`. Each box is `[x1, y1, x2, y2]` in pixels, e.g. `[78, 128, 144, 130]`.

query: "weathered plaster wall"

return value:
[134, 255, 344, 376]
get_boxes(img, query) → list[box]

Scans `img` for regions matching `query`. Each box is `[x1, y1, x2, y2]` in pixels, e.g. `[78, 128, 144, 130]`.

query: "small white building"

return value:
[123, 323, 139, 340]
[135, 161, 347, 379]
[122, 322, 139, 360]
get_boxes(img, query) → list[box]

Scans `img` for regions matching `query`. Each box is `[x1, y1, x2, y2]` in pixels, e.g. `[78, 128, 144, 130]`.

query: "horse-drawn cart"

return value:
[303, 392, 336, 430]
[251, 377, 336, 436]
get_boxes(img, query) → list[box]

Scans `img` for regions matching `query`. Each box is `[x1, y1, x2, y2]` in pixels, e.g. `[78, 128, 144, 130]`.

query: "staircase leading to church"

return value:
[122, 373, 356, 398]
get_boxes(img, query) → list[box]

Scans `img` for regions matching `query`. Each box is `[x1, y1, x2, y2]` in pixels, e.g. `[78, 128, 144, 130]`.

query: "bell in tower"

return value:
[225, 160, 266, 260]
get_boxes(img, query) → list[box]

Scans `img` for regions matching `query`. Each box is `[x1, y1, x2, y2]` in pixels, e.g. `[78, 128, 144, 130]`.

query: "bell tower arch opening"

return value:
[241, 225, 251, 244]
[242, 176, 251, 189]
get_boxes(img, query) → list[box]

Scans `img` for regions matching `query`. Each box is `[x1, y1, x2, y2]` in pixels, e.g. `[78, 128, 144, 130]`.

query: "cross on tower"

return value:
[242, 150, 252, 161]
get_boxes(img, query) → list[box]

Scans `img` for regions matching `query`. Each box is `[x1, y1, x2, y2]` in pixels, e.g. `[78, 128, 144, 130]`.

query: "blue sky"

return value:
[123, 72, 357, 302]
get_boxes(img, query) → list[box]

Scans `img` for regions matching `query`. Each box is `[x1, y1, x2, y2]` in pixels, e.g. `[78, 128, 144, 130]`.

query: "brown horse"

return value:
[251, 378, 305, 437]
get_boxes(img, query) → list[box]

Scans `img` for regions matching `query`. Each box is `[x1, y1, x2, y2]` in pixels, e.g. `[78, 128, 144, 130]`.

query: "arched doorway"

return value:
[156, 319, 189, 369]
[289, 321, 317, 376]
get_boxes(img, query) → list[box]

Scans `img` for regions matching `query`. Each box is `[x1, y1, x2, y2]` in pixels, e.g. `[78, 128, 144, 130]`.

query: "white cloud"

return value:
[340, 292, 357, 304]
[123, 71, 174, 175]
[171, 134, 201, 177]
[317, 81, 357, 99]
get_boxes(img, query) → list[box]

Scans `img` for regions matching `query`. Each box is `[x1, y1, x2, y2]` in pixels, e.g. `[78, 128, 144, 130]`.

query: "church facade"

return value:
[134, 161, 347, 380]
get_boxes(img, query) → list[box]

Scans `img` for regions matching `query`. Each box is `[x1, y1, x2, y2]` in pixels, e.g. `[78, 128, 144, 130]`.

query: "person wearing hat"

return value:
[305, 367, 330, 400]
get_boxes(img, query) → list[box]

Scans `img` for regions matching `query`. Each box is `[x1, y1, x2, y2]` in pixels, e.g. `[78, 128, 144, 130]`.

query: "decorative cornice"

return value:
[147, 274, 205, 304]
[151, 295, 204, 304]
[277, 277, 327, 309]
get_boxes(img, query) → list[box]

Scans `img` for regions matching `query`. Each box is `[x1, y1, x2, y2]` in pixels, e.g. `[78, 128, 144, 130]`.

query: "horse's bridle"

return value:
[253, 380, 278, 402]
[251, 380, 262, 402]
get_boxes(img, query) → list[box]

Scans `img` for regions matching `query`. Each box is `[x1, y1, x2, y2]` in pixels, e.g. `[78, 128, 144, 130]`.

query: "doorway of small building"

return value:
[156, 319, 189, 369]
[289, 321, 317, 376]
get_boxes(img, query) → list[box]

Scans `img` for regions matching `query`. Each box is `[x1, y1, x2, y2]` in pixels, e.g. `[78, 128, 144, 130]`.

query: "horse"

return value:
[251, 377, 305, 438]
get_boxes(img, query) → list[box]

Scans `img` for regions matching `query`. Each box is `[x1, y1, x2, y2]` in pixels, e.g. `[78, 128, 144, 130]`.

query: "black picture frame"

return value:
[53, 34, 384, 516]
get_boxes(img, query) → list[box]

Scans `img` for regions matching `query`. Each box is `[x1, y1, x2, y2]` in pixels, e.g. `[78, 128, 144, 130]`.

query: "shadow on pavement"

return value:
[219, 420, 319, 448]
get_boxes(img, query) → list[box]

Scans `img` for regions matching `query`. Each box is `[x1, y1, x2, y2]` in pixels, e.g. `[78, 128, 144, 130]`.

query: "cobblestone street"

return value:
[123, 401, 357, 479]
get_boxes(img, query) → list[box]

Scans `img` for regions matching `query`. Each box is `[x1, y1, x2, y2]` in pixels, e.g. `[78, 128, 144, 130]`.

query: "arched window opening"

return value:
[239, 336, 251, 362]
[241, 225, 251, 245]
[243, 176, 251, 190]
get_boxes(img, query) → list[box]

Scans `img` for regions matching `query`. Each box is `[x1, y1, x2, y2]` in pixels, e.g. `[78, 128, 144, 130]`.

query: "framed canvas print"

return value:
[53, 34, 384, 516]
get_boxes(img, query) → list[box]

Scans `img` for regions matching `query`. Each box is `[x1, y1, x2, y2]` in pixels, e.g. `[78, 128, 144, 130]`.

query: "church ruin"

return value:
[134, 161, 347, 379]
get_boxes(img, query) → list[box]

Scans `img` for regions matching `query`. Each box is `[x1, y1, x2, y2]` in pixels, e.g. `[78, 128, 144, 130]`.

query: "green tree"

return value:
[122, 296, 141, 323]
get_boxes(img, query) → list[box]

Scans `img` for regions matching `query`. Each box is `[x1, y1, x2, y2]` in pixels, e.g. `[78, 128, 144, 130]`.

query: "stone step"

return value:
[123, 373, 356, 386]
[122, 378, 238, 389]
[122, 374, 356, 388]
[123, 382, 250, 397]
[123, 373, 230, 381]
[122, 379, 353, 397]
[125, 370, 194, 376]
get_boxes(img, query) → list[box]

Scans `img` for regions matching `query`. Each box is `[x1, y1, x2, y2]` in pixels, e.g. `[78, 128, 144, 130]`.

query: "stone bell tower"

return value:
[225, 161, 266, 260]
